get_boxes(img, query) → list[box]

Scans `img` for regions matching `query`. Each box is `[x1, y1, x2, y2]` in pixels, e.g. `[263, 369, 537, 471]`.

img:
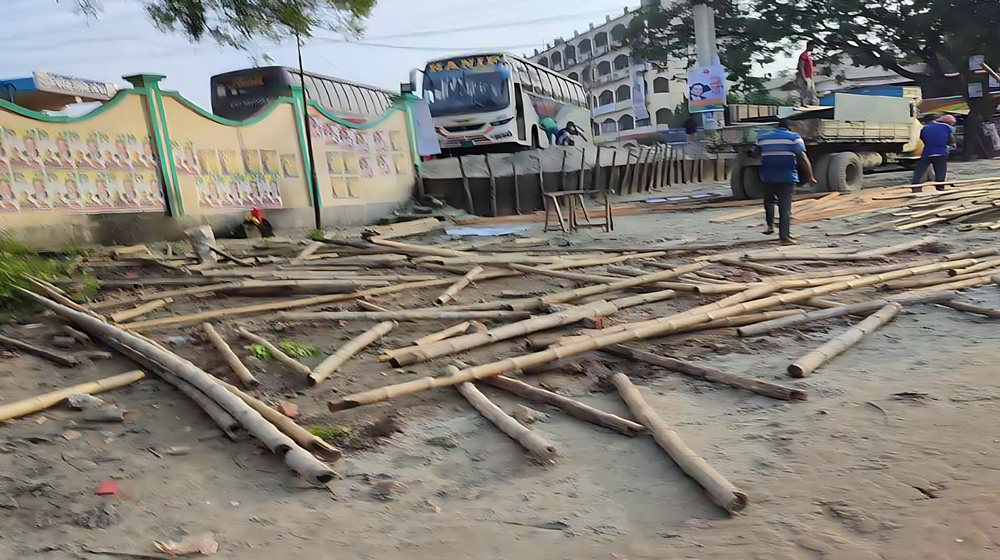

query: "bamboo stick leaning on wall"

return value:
[483, 374, 645, 436]
[327, 261, 981, 411]
[435, 266, 484, 305]
[788, 303, 902, 378]
[18, 289, 337, 485]
[737, 291, 955, 337]
[0, 370, 145, 422]
[611, 372, 748, 514]
[202, 323, 259, 387]
[450, 364, 558, 463]
[603, 345, 807, 401]
[310, 321, 395, 385]
[236, 327, 314, 379]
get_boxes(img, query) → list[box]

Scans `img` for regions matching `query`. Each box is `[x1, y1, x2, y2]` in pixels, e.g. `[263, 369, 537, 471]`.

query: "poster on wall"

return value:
[687, 65, 729, 113]
[0, 126, 164, 213]
[630, 68, 649, 122]
[172, 141, 285, 210]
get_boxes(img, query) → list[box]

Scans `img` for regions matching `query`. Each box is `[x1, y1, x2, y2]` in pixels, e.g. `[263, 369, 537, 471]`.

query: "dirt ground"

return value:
[3, 160, 1000, 560]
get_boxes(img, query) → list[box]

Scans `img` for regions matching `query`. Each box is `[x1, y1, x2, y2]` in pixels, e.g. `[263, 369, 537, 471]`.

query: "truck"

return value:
[725, 93, 921, 199]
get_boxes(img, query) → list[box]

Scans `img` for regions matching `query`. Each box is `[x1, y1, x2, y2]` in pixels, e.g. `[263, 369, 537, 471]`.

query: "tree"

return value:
[72, 0, 376, 48]
[625, 0, 1000, 157]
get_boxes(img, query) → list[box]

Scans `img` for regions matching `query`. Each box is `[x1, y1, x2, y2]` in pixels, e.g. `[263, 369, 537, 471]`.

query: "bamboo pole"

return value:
[854, 236, 937, 257]
[202, 323, 258, 387]
[435, 266, 484, 305]
[939, 300, 1000, 318]
[327, 261, 980, 411]
[458, 156, 474, 214]
[27, 277, 105, 320]
[610, 372, 747, 513]
[310, 321, 395, 385]
[121, 278, 456, 330]
[236, 328, 314, 378]
[604, 346, 806, 401]
[451, 366, 558, 463]
[280, 310, 531, 322]
[788, 303, 902, 378]
[738, 291, 955, 336]
[0, 334, 82, 367]
[158, 370, 242, 439]
[411, 321, 472, 347]
[18, 289, 337, 484]
[292, 241, 323, 263]
[688, 309, 805, 332]
[526, 262, 705, 308]
[357, 300, 390, 312]
[90, 282, 240, 310]
[0, 370, 145, 422]
[219, 380, 341, 460]
[911, 274, 996, 293]
[385, 290, 677, 368]
[949, 258, 1000, 276]
[882, 270, 995, 290]
[483, 374, 644, 436]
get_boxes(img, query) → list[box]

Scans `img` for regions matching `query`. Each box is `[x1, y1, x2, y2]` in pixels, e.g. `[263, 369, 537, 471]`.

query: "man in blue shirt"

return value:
[912, 114, 958, 192]
[755, 120, 817, 245]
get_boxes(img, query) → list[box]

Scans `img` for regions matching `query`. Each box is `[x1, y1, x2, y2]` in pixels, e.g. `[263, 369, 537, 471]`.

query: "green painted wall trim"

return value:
[149, 82, 184, 216]
[160, 90, 297, 127]
[289, 85, 319, 210]
[0, 89, 135, 123]
[307, 98, 401, 130]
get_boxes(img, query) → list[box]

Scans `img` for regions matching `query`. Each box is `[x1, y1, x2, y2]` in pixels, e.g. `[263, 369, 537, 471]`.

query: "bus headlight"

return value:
[490, 117, 514, 126]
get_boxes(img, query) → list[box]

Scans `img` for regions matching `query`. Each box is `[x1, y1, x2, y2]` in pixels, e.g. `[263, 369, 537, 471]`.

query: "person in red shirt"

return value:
[797, 41, 818, 106]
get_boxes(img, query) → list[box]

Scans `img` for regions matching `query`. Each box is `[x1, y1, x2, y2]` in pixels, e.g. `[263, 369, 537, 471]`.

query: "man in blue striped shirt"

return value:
[756, 120, 817, 245]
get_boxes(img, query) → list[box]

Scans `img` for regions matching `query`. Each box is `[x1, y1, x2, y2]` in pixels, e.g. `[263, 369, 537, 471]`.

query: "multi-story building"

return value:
[526, 3, 689, 147]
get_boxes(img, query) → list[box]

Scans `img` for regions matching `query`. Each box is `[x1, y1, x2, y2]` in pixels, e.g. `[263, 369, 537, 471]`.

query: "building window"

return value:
[596, 61, 611, 77]
[578, 39, 592, 57]
[601, 118, 617, 135]
[656, 108, 672, 125]
[615, 84, 631, 103]
[610, 24, 626, 43]
[618, 114, 634, 131]
[551, 52, 562, 67]
[598, 90, 614, 106]
[653, 77, 670, 93]
[568, 72, 579, 82]
[613, 54, 630, 71]
[636, 118, 651, 127]
[539, 56, 549, 68]
[595, 32, 608, 49]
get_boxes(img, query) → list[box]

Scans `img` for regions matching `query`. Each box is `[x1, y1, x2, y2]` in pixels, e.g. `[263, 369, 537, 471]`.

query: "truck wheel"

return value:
[731, 164, 764, 200]
[811, 154, 832, 192]
[827, 152, 864, 193]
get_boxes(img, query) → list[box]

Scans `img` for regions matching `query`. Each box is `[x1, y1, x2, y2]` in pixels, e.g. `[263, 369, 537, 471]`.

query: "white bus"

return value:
[420, 53, 592, 154]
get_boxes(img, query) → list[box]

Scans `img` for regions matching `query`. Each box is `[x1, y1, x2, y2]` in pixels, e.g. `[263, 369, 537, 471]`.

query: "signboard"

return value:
[630, 68, 649, 121]
[969, 82, 984, 99]
[687, 65, 728, 113]
[427, 55, 504, 74]
[32, 71, 118, 101]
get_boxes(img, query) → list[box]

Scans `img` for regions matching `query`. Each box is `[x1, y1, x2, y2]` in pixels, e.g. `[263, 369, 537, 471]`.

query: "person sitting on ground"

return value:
[555, 121, 587, 146]
[911, 114, 958, 192]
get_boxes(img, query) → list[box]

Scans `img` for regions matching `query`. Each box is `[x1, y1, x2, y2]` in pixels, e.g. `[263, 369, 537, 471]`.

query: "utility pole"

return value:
[295, 31, 322, 230]
[691, 2, 718, 68]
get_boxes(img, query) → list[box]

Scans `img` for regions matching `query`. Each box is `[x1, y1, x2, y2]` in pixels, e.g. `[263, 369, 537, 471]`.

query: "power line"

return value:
[363, 9, 615, 40]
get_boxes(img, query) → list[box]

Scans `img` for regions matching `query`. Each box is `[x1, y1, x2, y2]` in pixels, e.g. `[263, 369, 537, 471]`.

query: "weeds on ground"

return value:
[308, 229, 326, 242]
[279, 341, 320, 358]
[248, 344, 271, 361]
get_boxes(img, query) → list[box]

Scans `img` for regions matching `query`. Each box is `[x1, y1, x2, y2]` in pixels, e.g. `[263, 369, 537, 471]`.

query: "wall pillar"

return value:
[289, 84, 320, 228]
[123, 73, 184, 217]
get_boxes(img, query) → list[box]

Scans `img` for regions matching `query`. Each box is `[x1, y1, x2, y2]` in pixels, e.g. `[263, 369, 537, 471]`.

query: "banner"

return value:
[687, 65, 728, 113]
[630, 68, 649, 121]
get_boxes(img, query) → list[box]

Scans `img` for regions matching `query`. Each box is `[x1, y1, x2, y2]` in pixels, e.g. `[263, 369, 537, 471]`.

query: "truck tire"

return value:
[827, 152, 864, 193]
[731, 164, 765, 200]
[811, 154, 832, 192]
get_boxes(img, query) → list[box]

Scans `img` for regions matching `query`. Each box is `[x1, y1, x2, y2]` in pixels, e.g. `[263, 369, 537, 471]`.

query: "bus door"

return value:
[514, 83, 526, 142]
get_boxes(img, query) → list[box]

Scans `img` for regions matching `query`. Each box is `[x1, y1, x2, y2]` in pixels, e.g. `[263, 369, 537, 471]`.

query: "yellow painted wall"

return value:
[160, 96, 311, 215]
[0, 94, 165, 229]
[308, 106, 414, 208]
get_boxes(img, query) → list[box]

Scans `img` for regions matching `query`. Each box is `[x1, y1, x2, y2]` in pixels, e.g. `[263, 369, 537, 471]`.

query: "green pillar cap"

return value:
[123, 74, 167, 88]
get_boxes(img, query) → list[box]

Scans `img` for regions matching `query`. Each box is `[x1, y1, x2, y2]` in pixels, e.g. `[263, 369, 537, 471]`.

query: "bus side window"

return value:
[315, 80, 333, 109]
[539, 72, 554, 98]
[303, 75, 322, 104]
[577, 85, 587, 108]
[515, 62, 532, 93]
[528, 67, 542, 95]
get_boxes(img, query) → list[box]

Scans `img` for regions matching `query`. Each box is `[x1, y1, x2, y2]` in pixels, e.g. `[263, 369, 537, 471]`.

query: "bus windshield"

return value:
[423, 56, 510, 118]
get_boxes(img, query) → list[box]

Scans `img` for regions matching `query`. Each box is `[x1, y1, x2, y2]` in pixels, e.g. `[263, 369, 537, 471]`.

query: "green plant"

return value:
[279, 341, 320, 358]
[248, 343, 271, 361]
[0, 232, 72, 316]
[59, 242, 93, 258]
[308, 426, 352, 442]
[308, 229, 326, 242]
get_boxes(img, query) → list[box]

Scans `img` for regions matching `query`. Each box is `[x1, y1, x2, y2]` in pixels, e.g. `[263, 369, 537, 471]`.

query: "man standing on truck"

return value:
[911, 114, 958, 192]
[756, 119, 818, 245]
[797, 41, 818, 106]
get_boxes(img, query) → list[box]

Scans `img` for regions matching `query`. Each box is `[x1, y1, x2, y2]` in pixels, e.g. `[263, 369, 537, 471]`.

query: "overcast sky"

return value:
[3, 0, 661, 108]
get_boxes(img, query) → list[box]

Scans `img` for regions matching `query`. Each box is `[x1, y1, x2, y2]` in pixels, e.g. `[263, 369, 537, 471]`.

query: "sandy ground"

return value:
[3, 160, 1000, 560]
